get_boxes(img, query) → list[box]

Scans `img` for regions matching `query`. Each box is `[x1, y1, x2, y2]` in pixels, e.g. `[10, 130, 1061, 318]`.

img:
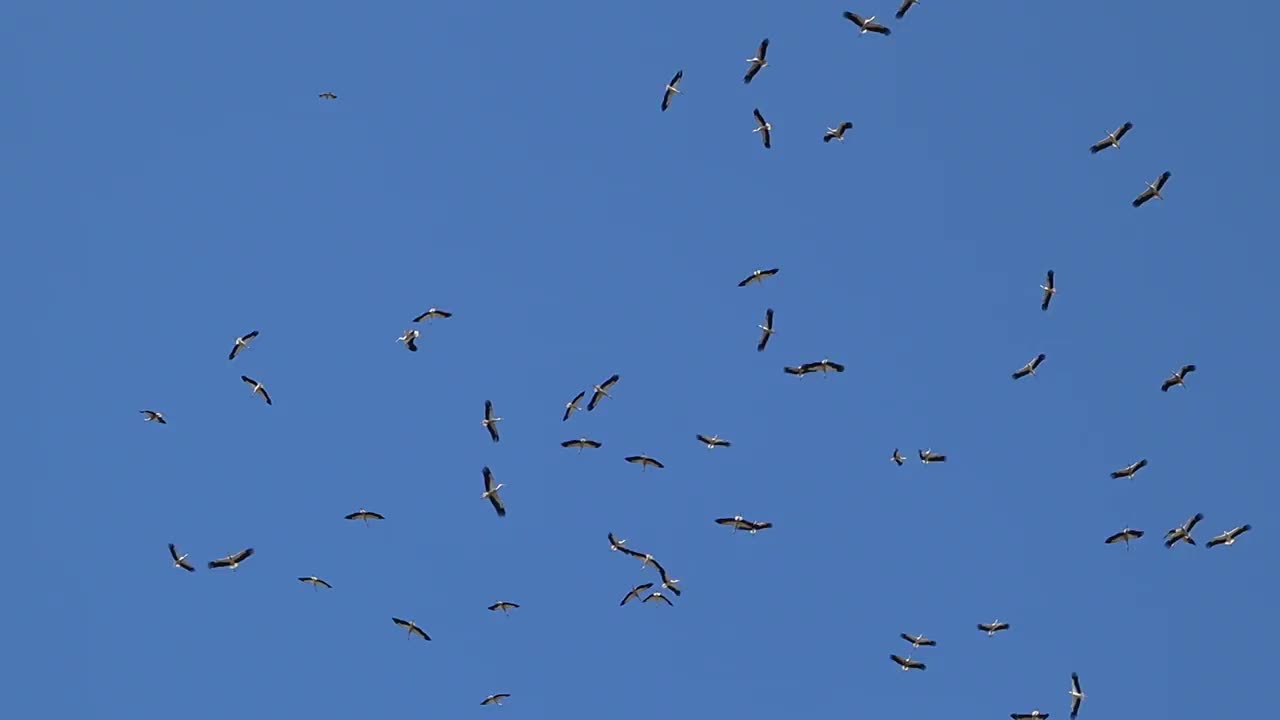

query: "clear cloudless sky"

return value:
[5, 1, 1279, 717]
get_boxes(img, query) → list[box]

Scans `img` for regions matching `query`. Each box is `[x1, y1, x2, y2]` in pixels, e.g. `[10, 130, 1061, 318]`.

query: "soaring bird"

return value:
[482, 400, 502, 442]
[823, 122, 854, 143]
[900, 633, 937, 648]
[588, 374, 620, 411]
[620, 583, 655, 606]
[801, 358, 846, 375]
[1104, 527, 1144, 550]
[661, 70, 683, 112]
[1011, 711, 1049, 720]
[482, 466, 507, 517]
[890, 654, 926, 671]
[228, 330, 259, 360]
[1109, 458, 1148, 480]
[298, 576, 333, 590]
[318, 92, 337, 100]
[168, 543, 195, 572]
[481, 694, 511, 706]
[743, 38, 770, 84]
[488, 601, 520, 614]
[783, 364, 817, 377]
[715, 515, 773, 534]
[392, 617, 431, 641]
[739, 267, 780, 287]
[561, 437, 602, 452]
[895, 0, 920, 19]
[625, 454, 665, 471]
[345, 508, 385, 525]
[1069, 672, 1085, 719]
[562, 390, 586, 421]
[140, 410, 167, 424]
[1090, 122, 1133, 154]
[241, 375, 272, 405]
[657, 565, 682, 596]
[643, 592, 675, 606]
[891, 448, 906, 466]
[1132, 171, 1172, 207]
[412, 307, 452, 323]
[756, 308, 775, 351]
[752, 108, 772, 149]
[1161, 364, 1197, 392]
[697, 434, 732, 449]
[608, 532, 628, 552]
[843, 11, 891, 35]
[396, 328, 420, 352]
[208, 548, 255, 571]
[1040, 270, 1056, 311]
[977, 620, 1010, 636]
[1012, 353, 1047, 380]
[1206, 524, 1252, 549]
[1164, 512, 1205, 548]
[919, 449, 946, 464]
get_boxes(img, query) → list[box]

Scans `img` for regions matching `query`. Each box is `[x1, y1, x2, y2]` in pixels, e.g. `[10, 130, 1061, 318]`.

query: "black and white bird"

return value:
[643, 592, 674, 606]
[1161, 364, 1197, 392]
[614, 543, 662, 571]
[697, 434, 732, 449]
[1012, 353, 1047, 380]
[228, 330, 259, 360]
[391, 617, 431, 641]
[482, 400, 502, 443]
[588, 374, 620, 411]
[625, 454, 665, 470]
[1104, 527, 1145, 550]
[715, 515, 773, 534]
[889, 654, 926, 671]
[345, 508, 385, 525]
[752, 108, 772, 149]
[919, 449, 947, 464]
[481, 466, 507, 517]
[1069, 672, 1085, 719]
[1110, 458, 1148, 480]
[978, 620, 1010, 636]
[900, 633, 937, 648]
[620, 583, 655, 606]
[318, 92, 337, 100]
[661, 70, 683, 112]
[140, 410, 167, 424]
[739, 267, 780, 287]
[657, 565, 682, 596]
[783, 364, 817, 377]
[843, 11, 891, 35]
[488, 601, 519, 615]
[298, 576, 333, 590]
[1090, 122, 1133, 154]
[562, 390, 586, 421]
[1206, 524, 1252, 549]
[895, 0, 920, 19]
[803, 358, 846, 375]
[412, 307, 452, 322]
[1164, 512, 1205, 548]
[1040, 270, 1056, 311]
[168, 543, 195, 572]
[396, 328, 420, 352]
[608, 533, 628, 552]
[891, 448, 906, 466]
[208, 548, 255, 571]
[481, 694, 511, 706]
[241, 375, 272, 405]
[1132, 171, 1172, 208]
[743, 38, 770, 84]
[561, 438, 602, 452]
[823, 122, 854, 143]
[757, 308, 775, 351]
[1011, 711, 1049, 720]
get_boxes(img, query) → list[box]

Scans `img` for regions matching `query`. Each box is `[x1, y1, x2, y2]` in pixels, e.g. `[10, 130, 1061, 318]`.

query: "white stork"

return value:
[620, 583, 654, 606]
[1132, 171, 1171, 208]
[1161, 364, 1196, 392]
[345, 508, 385, 526]
[919, 448, 946, 464]
[802, 358, 846, 375]
[890, 654, 926, 671]
[298, 576, 333, 590]
[1012, 353, 1047, 380]
[697, 434, 732, 449]
[757, 308, 775, 352]
[482, 466, 507, 517]
[823, 122, 853, 143]
[481, 694, 511, 706]
[318, 92, 338, 100]
[977, 620, 1010, 636]
[661, 70, 683, 112]
[896, 0, 920, 19]
[228, 330, 259, 360]
[743, 38, 769, 84]
[168, 543, 195, 572]
[488, 601, 519, 615]
[587, 374, 620, 411]
[1069, 672, 1085, 719]
[1090, 122, 1133, 154]
[900, 633, 937, 648]
[1163, 512, 1205, 548]
[625, 454, 665, 470]
[561, 438, 602, 453]
[1109, 458, 1148, 480]
[396, 328, 420, 352]
[208, 547, 255, 571]
[412, 307, 452, 323]
[643, 591, 674, 606]
[715, 515, 772, 534]
[1011, 711, 1049, 720]
[1206, 524, 1252, 549]
[562, 390, 586, 421]
[1104, 527, 1144, 550]
[1040, 270, 1056, 311]
[752, 108, 772, 149]
[482, 400, 502, 443]
[140, 410, 167, 424]
[392, 617, 431, 641]
[891, 448, 906, 466]
[843, 11, 891, 35]
[241, 375, 272, 405]
[739, 267, 780, 287]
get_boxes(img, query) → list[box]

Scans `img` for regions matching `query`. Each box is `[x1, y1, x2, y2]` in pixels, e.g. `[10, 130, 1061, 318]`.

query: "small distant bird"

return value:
[1012, 353, 1047, 380]
[608, 533, 628, 552]
[1132, 171, 1172, 208]
[1164, 512, 1205, 548]
[978, 620, 1010, 636]
[890, 654, 927, 671]
[482, 400, 502, 443]
[823, 122, 854, 143]
[900, 633, 937, 648]
[1206, 524, 1252, 549]
[643, 592, 674, 606]
[620, 583, 655, 606]
[168, 543, 195, 572]
[396, 328, 420, 352]
[614, 543, 662, 571]
[588, 374, 620, 411]
[895, 0, 920, 19]
[743, 38, 770, 84]
[228, 330, 259, 360]
[140, 410, 167, 424]
[697, 434, 732, 449]
[661, 70, 683, 112]
[1104, 527, 1144, 550]
[1069, 672, 1085, 719]
[891, 448, 906, 466]
[625, 454, 665, 470]
[481, 694, 511, 706]
[1040, 270, 1056, 311]
[298, 576, 332, 590]
[1011, 711, 1049, 720]
[208, 547, 255, 571]
[345, 508, 385, 526]
[803, 358, 846, 375]
[843, 11, 891, 35]
[488, 601, 519, 614]
[919, 449, 946, 464]
[562, 390, 586, 421]
[657, 565, 682, 596]
[1090, 122, 1133, 154]
[318, 92, 337, 100]
[412, 307, 452, 323]
[752, 108, 772, 149]
[739, 267, 780, 287]
[715, 515, 773, 534]
[784, 364, 817, 377]
[392, 617, 431, 641]
[1161, 364, 1197, 392]
[561, 437, 602, 452]
[481, 466, 506, 517]
[757, 308, 775, 352]
[1110, 458, 1148, 480]
[241, 375, 272, 405]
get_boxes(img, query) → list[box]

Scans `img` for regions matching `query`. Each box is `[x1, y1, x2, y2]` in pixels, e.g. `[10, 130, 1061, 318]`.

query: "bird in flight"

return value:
[752, 108, 773, 149]
[1205, 524, 1252, 549]
[345, 508, 385, 526]
[562, 390, 587, 421]
[895, 0, 920, 19]
[1163, 512, 1205, 548]
[241, 376, 272, 405]
[643, 591, 675, 606]
[482, 400, 502, 443]
[891, 448, 906, 466]
[697, 434, 732, 449]
[1068, 672, 1085, 719]
[661, 70, 683, 112]
[481, 694, 512, 706]
[561, 437, 602, 453]
[978, 620, 1010, 636]
[1104, 527, 1144, 550]
[140, 410, 167, 424]
[1040, 270, 1056, 311]
[843, 11, 891, 35]
[318, 92, 337, 100]
[889, 654, 926, 671]
[756, 308, 775, 352]
[481, 466, 507, 517]
[1109, 458, 1148, 480]
[1132, 171, 1172, 207]
[208, 547, 255, 571]
[739, 267, 780, 287]
[620, 583, 654, 606]
[1161, 364, 1197, 392]
[168, 543, 195, 572]
[900, 633, 936, 648]
[625, 454, 665, 471]
[1090, 122, 1133, 154]
[1011, 353, 1047, 380]
[488, 601, 519, 615]
[919, 448, 946, 464]
[743, 38, 770, 84]
[392, 617, 431, 641]
[396, 328, 420, 352]
[228, 330, 259, 360]
[298, 576, 333, 590]
[588, 374, 620, 411]
[823, 122, 853, 143]
[412, 307, 452, 323]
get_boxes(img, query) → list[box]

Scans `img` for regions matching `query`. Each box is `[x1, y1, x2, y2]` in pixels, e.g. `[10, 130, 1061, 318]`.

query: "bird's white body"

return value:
[482, 483, 505, 500]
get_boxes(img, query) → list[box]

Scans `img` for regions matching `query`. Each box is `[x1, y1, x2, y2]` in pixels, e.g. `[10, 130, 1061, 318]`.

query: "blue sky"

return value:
[7, 1, 1279, 717]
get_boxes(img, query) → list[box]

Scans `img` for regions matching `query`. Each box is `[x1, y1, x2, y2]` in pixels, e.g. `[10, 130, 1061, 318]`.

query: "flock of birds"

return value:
[132, 4, 1254, 715]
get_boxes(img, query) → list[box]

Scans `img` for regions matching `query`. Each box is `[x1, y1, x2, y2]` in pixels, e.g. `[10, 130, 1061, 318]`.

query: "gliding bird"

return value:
[1040, 270, 1056, 311]
[1164, 512, 1205, 548]
[752, 108, 772, 149]
[823, 122, 853, 143]
[843, 11, 891, 35]
[481, 466, 507, 517]
[228, 330, 259, 360]
[1161, 365, 1197, 392]
[1206, 524, 1252, 549]
[661, 70, 683, 112]
[482, 400, 502, 442]
[1090, 122, 1133, 154]
[391, 617, 431, 641]
[743, 38, 770, 84]
[1011, 353, 1047, 380]
[168, 543, 195, 572]
[587, 374, 620, 411]
[756, 308, 775, 351]
[1132, 171, 1172, 207]
[890, 654, 926, 671]
[241, 375, 272, 405]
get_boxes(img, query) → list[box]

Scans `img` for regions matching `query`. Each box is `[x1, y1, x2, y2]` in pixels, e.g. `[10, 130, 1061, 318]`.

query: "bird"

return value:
[228, 330, 259, 360]
[140, 410, 167, 424]
[1090, 122, 1133, 154]
[208, 548, 255, 571]
[1069, 672, 1085, 719]
[1132, 171, 1172, 207]
[977, 620, 1010, 636]
[657, 565, 682, 596]
[561, 437, 602, 452]
[241, 375, 272, 405]
[167, 543, 195, 572]
[481, 466, 506, 517]
[345, 508, 385, 526]
[625, 454, 665, 471]
[756, 308, 775, 352]
[743, 38, 769, 84]
[803, 358, 847, 375]
[1011, 711, 1049, 720]
[391, 617, 431, 641]
[614, 543, 662, 571]
[889, 654, 927, 671]
[739, 267, 780, 287]
[562, 390, 587, 421]
[784, 364, 817, 377]
[643, 592, 674, 606]
[1161, 364, 1197, 392]
[620, 583, 655, 606]
[895, 0, 920, 19]
[752, 108, 773, 149]
[900, 633, 937, 648]
[481, 694, 511, 706]
[608, 533, 628, 552]
[823, 122, 854, 143]
[396, 328, 420, 352]
[1040, 270, 1056, 311]
[843, 11, 891, 35]
[1012, 353, 1047, 380]
[919, 449, 946, 464]
[412, 307, 452, 323]
[891, 448, 906, 466]
[588, 374, 620, 411]
[318, 92, 337, 100]
[715, 515, 773, 534]
[1104, 527, 1145, 550]
[298, 576, 333, 590]
[482, 400, 502, 443]
[1164, 512, 1205, 548]
[697, 434, 732, 449]
[1206, 524, 1252, 549]
[488, 601, 520, 614]
[1109, 458, 1148, 480]
[661, 70, 683, 112]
